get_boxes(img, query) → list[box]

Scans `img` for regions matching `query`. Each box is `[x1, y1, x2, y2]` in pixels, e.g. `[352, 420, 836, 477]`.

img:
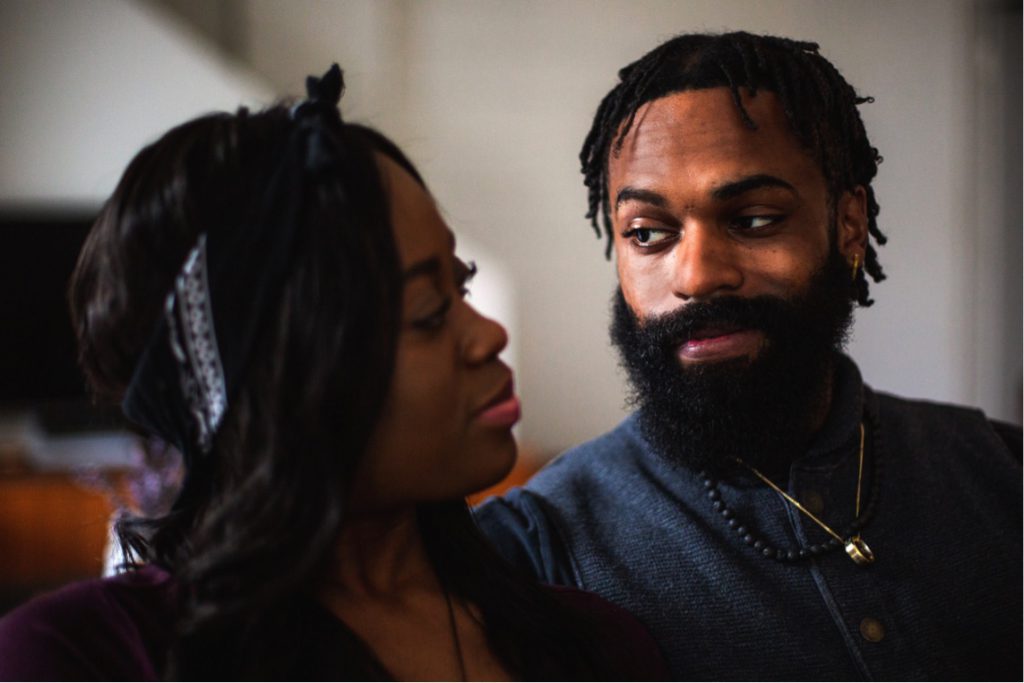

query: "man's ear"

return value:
[836, 186, 868, 263]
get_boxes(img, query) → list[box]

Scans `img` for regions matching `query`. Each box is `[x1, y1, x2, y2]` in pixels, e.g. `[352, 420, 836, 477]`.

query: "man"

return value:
[475, 32, 1021, 680]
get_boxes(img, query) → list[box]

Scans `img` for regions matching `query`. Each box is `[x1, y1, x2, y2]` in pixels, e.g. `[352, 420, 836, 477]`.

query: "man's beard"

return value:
[609, 247, 855, 474]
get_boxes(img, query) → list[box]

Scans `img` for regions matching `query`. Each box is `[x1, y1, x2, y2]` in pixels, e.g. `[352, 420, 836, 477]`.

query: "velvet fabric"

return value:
[0, 566, 668, 680]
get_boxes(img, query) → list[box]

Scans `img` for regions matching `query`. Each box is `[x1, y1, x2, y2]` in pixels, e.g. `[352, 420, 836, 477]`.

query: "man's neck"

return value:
[755, 356, 836, 481]
[806, 357, 836, 446]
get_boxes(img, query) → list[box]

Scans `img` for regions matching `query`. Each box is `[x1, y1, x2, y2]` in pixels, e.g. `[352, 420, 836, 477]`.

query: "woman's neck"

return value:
[316, 505, 512, 681]
[322, 506, 436, 598]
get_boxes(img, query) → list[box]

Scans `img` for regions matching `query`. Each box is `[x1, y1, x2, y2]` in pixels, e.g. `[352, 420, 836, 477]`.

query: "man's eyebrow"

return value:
[615, 187, 669, 210]
[403, 257, 441, 282]
[711, 174, 797, 201]
[614, 175, 796, 210]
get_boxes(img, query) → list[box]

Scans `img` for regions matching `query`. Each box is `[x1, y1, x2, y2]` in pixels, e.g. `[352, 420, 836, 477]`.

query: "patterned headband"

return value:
[121, 64, 345, 462]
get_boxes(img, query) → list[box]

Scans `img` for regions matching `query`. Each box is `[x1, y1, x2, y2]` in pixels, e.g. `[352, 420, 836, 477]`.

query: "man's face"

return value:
[608, 87, 865, 353]
[605, 87, 868, 471]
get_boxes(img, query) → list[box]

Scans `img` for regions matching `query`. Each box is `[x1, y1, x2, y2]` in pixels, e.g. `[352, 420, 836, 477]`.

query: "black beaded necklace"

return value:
[700, 417, 881, 564]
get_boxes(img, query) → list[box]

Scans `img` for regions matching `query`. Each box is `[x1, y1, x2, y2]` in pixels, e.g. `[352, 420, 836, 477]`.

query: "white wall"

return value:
[236, 0, 1018, 450]
[0, 0, 273, 205]
[4, 0, 1019, 457]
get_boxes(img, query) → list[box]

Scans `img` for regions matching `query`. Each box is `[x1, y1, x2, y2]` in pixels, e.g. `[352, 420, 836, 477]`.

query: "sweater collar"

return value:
[794, 353, 865, 469]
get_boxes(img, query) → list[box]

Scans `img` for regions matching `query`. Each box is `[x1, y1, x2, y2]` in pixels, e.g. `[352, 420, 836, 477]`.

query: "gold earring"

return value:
[850, 254, 860, 282]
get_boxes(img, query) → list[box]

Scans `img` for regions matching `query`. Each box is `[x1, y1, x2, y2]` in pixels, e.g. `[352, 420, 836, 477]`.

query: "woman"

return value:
[0, 66, 666, 680]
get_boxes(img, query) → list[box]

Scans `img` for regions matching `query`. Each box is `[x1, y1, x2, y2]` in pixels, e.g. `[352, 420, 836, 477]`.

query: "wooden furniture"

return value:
[0, 470, 117, 613]
[0, 443, 546, 615]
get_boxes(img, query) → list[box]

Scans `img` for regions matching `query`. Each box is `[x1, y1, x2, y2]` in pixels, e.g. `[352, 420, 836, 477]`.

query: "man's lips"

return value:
[686, 323, 743, 341]
[677, 326, 765, 363]
[476, 378, 521, 428]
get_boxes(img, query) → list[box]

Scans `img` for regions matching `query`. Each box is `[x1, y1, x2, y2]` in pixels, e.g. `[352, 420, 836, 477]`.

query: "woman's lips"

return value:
[476, 380, 521, 428]
[677, 328, 765, 363]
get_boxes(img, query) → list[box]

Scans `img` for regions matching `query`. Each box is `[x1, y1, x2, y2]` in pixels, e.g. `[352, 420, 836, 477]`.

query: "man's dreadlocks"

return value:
[580, 31, 886, 306]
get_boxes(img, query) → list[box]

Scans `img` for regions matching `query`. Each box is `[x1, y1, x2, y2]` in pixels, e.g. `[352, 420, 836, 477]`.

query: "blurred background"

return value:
[0, 0, 1020, 606]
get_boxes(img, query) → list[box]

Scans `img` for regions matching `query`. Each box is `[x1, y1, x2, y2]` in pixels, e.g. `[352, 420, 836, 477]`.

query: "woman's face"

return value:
[350, 155, 519, 511]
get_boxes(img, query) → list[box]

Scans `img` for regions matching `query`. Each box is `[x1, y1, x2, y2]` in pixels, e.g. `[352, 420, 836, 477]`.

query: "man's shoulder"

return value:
[873, 388, 984, 417]
[474, 414, 655, 585]
[871, 388, 1021, 462]
[524, 413, 650, 496]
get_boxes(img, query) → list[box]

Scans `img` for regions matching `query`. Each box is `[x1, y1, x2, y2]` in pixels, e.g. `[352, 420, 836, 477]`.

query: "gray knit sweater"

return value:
[475, 357, 1022, 680]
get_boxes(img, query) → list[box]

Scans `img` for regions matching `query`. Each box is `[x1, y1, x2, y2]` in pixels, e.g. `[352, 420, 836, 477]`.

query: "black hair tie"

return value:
[292, 63, 345, 123]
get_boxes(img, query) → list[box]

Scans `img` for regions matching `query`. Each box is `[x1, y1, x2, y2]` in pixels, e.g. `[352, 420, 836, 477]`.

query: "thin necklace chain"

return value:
[733, 421, 876, 565]
[444, 588, 468, 682]
[736, 423, 866, 544]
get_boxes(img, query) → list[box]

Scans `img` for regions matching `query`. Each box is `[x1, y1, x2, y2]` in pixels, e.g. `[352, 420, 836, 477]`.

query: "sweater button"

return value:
[859, 617, 885, 642]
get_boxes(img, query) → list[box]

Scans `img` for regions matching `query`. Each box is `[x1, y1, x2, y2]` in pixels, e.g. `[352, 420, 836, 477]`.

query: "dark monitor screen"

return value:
[0, 211, 98, 406]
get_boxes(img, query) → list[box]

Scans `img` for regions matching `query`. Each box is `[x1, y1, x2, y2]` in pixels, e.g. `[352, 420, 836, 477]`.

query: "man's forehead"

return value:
[607, 88, 818, 192]
[615, 88, 788, 155]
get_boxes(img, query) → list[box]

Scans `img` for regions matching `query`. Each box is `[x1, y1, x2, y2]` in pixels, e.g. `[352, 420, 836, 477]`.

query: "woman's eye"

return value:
[412, 298, 452, 331]
[734, 215, 782, 231]
[624, 227, 674, 247]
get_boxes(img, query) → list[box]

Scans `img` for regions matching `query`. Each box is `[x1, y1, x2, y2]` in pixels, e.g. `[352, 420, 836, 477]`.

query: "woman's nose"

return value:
[462, 305, 509, 365]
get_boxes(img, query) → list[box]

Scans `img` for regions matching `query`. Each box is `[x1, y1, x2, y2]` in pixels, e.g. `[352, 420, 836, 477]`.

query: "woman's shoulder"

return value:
[546, 585, 669, 681]
[0, 565, 175, 681]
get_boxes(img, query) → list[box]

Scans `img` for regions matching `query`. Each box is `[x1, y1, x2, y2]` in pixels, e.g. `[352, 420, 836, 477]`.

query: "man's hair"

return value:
[580, 31, 887, 305]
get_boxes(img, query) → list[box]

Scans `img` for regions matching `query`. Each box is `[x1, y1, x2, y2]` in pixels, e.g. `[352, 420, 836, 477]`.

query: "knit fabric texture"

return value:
[475, 356, 1022, 680]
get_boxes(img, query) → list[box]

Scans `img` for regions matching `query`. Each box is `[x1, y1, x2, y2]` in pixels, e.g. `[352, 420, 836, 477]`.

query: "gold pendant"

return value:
[844, 536, 875, 566]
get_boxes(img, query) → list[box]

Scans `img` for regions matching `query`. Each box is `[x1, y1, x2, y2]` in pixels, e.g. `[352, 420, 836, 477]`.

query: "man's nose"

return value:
[672, 225, 743, 301]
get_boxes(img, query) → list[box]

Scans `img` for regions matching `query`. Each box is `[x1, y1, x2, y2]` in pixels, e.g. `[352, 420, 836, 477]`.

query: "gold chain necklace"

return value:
[736, 422, 875, 566]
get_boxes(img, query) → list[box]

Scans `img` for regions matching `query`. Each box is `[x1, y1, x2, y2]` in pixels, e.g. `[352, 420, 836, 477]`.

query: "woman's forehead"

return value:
[377, 154, 452, 266]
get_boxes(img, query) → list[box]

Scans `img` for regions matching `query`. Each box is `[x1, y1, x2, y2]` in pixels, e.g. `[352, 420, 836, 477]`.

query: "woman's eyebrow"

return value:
[402, 257, 441, 282]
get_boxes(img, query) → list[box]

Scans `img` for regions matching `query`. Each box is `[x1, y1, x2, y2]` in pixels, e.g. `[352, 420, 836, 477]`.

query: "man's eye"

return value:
[624, 227, 674, 247]
[734, 215, 782, 231]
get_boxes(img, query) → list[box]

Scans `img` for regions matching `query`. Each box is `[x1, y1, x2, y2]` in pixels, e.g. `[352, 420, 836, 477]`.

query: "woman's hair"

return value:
[70, 71, 611, 679]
